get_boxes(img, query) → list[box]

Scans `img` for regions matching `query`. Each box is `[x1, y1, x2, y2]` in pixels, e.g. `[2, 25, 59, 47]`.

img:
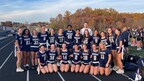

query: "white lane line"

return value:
[0, 40, 14, 51]
[120, 74, 134, 81]
[0, 37, 11, 43]
[91, 74, 102, 81]
[0, 51, 13, 69]
[26, 70, 30, 81]
[57, 72, 65, 81]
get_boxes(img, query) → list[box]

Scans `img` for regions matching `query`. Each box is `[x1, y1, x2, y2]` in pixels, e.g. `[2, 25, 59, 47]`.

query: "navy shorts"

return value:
[30, 48, 39, 52]
[99, 62, 107, 68]
[61, 61, 69, 64]
[116, 48, 122, 54]
[111, 44, 116, 50]
[82, 61, 90, 65]
[91, 62, 99, 66]
[47, 61, 56, 64]
[41, 62, 47, 67]
[21, 46, 31, 52]
[72, 61, 81, 65]
[16, 46, 22, 51]
[123, 39, 128, 48]
[66, 42, 73, 49]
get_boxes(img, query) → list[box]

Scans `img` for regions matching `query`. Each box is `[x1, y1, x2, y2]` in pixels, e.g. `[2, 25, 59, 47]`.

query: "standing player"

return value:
[47, 44, 58, 73]
[100, 31, 110, 49]
[115, 28, 124, 74]
[38, 26, 49, 49]
[107, 28, 117, 70]
[92, 29, 101, 47]
[90, 44, 99, 75]
[31, 29, 39, 69]
[79, 44, 90, 74]
[56, 29, 65, 55]
[82, 29, 92, 49]
[21, 29, 31, 70]
[99, 42, 111, 76]
[48, 29, 56, 48]
[70, 44, 82, 73]
[63, 25, 75, 52]
[122, 27, 129, 53]
[73, 29, 83, 47]
[37, 45, 49, 74]
[60, 43, 70, 72]
[15, 27, 24, 72]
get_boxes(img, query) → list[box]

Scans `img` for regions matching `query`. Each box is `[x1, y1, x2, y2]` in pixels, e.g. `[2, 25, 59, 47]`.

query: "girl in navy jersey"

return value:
[31, 29, 39, 69]
[79, 44, 90, 74]
[60, 43, 70, 72]
[90, 44, 99, 75]
[82, 29, 92, 49]
[56, 29, 65, 55]
[48, 29, 56, 47]
[15, 27, 24, 72]
[47, 44, 58, 73]
[99, 42, 111, 76]
[92, 30, 101, 47]
[37, 45, 49, 74]
[100, 31, 110, 49]
[63, 25, 75, 52]
[115, 28, 124, 74]
[74, 29, 83, 47]
[38, 26, 49, 49]
[70, 44, 82, 73]
[107, 28, 117, 71]
[21, 29, 31, 70]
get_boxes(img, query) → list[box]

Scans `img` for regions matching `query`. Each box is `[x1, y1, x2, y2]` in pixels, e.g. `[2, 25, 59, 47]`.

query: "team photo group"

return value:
[15, 22, 144, 76]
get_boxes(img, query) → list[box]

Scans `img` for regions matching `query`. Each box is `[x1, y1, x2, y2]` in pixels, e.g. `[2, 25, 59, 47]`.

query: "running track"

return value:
[0, 36, 135, 81]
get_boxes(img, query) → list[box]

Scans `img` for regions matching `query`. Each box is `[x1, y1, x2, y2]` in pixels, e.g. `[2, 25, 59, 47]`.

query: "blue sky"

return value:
[0, 0, 144, 23]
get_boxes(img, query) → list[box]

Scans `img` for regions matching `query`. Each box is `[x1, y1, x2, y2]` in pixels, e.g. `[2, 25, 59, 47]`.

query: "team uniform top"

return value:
[71, 50, 82, 63]
[136, 30, 142, 41]
[122, 31, 129, 42]
[63, 30, 75, 43]
[37, 51, 48, 66]
[92, 34, 101, 46]
[60, 49, 70, 62]
[82, 36, 92, 49]
[100, 37, 109, 48]
[30, 35, 39, 49]
[48, 34, 56, 45]
[81, 50, 90, 64]
[74, 35, 83, 45]
[47, 50, 58, 63]
[21, 35, 31, 51]
[99, 49, 110, 67]
[56, 34, 65, 46]
[38, 32, 49, 45]
[108, 33, 116, 49]
[91, 50, 99, 63]
[15, 33, 22, 47]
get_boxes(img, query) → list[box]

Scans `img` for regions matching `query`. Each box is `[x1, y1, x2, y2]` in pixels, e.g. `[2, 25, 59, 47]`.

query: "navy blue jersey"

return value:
[47, 50, 58, 62]
[122, 31, 129, 41]
[116, 34, 123, 47]
[37, 51, 47, 63]
[82, 36, 92, 45]
[99, 49, 110, 64]
[56, 34, 65, 45]
[91, 50, 99, 62]
[92, 35, 100, 45]
[63, 30, 75, 42]
[100, 37, 109, 47]
[72, 50, 82, 62]
[38, 32, 48, 44]
[31, 36, 39, 48]
[60, 49, 70, 61]
[108, 33, 116, 46]
[48, 34, 56, 45]
[74, 35, 83, 45]
[15, 33, 22, 46]
[81, 50, 90, 63]
[22, 35, 31, 46]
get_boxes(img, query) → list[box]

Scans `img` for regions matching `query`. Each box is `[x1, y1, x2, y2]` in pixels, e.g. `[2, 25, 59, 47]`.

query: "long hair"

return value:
[22, 28, 31, 36]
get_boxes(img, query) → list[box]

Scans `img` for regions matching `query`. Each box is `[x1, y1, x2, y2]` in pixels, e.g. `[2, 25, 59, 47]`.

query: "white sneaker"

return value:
[137, 48, 140, 50]
[37, 67, 40, 75]
[112, 66, 119, 71]
[16, 67, 24, 72]
[116, 69, 124, 74]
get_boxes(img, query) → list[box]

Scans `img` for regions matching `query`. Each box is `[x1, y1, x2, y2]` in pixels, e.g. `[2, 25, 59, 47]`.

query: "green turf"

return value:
[128, 46, 144, 57]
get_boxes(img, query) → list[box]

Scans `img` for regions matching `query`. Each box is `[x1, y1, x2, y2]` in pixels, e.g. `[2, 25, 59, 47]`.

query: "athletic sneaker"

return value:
[16, 67, 24, 72]
[137, 48, 142, 50]
[37, 67, 40, 75]
[112, 66, 119, 71]
[116, 69, 124, 74]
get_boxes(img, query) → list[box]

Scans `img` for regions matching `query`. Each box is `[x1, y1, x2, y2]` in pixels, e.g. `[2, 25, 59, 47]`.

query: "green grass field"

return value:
[128, 46, 144, 57]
